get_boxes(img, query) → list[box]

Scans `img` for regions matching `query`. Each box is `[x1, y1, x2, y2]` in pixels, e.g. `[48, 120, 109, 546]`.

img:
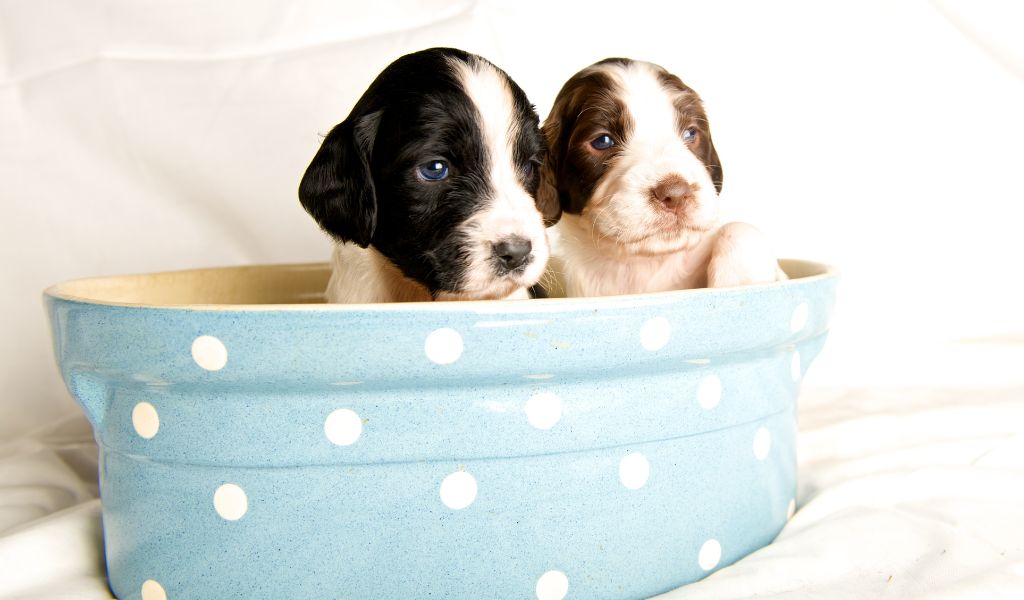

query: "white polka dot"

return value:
[791, 351, 802, 382]
[141, 579, 167, 600]
[425, 328, 463, 365]
[787, 498, 797, 520]
[753, 427, 772, 461]
[697, 375, 722, 410]
[640, 317, 671, 351]
[698, 539, 722, 571]
[619, 452, 650, 490]
[324, 408, 363, 446]
[214, 483, 248, 521]
[132, 402, 160, 439]
[790, 303, 809, 334]
[191, 335, 227, 371]
[440, 470, 477, 509]
[525, 392, 563, 430]
[535, 570, 569, 600]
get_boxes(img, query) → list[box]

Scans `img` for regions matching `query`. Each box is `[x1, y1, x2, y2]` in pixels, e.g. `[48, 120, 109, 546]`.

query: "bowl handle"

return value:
[65, 370, 110, 430]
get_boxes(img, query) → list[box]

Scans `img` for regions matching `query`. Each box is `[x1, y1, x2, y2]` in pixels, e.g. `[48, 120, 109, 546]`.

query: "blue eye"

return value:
[682, 127, 697, 143]
[417, 160, 449, 181]
[590, 134, 615, 150]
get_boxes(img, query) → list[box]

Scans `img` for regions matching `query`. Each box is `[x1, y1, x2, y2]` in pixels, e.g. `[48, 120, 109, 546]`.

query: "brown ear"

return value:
[536, 117, 564, 226]
[706, 139, 723, 194]
[536, 160, 562, 226]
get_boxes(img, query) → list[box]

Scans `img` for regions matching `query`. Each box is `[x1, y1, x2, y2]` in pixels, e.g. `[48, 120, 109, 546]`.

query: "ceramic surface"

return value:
[45, 260, 838, 600]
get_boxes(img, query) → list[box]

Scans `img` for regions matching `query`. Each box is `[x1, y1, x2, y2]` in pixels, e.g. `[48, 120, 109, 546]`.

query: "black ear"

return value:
[298, 113, 380, 247]
[705, 138, 724, 194]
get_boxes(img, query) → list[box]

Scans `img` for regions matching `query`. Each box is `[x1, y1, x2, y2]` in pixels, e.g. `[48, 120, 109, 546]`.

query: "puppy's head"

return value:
[540, 58, 723, 256]
[299, 48, 557, 300]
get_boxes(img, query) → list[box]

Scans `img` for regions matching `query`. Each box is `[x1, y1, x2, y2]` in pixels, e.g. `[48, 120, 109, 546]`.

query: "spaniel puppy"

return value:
[539, 58, 785, 297]
[299, 48, 558, 303]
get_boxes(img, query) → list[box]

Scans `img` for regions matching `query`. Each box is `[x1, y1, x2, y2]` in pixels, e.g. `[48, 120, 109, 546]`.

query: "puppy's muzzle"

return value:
[651, 175, 695, 214]
[492, 236, 533, 273]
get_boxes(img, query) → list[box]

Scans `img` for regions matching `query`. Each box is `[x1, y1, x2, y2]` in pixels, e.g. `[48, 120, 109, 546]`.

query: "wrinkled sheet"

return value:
[3, 343, 1023, 598]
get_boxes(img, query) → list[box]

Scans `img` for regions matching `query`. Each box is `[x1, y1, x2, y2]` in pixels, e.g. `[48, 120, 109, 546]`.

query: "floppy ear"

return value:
[298, 113, 380, 247]
[704, 136, 724, 194]
[535, 121, 563, 227]
[536, 162, 562, 227]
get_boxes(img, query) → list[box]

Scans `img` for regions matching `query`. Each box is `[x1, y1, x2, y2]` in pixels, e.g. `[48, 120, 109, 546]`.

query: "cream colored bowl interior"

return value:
[46, 259, 833, 307]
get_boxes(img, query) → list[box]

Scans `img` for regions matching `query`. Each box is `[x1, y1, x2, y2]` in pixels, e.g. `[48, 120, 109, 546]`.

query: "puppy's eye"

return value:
[522, 159, 541, 178]
[590, 134, 615, 150]
[417, 160, 449, 181]
[682, 128, 697, 144]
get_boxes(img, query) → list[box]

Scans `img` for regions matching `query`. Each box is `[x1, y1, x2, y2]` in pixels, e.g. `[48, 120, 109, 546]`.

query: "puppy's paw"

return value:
[706, 222, 785, 288]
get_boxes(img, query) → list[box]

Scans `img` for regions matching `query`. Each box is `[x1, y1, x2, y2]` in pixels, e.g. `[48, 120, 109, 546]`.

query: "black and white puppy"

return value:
[300, 48, 558, 303]
[539, 58, 785, 297]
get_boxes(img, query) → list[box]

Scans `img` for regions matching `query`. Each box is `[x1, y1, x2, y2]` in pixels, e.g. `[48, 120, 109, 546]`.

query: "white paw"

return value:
[706, 222, 784, 288]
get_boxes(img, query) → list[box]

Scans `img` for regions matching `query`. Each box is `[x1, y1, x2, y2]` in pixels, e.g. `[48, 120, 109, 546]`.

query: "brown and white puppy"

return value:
[539, 58, 785, 297]
[299, 48, 557, 303]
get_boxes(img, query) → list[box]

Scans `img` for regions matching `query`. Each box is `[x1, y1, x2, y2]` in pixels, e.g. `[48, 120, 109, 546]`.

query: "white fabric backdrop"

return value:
[2, 1, 1023, 598]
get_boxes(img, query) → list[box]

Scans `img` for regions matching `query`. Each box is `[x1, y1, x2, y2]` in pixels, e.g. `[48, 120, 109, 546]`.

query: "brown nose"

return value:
[652, 175, 692, 213]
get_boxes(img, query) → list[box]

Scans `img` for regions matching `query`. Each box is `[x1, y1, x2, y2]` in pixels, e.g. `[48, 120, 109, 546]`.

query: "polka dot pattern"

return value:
[535, 570, 569, 600]
[214, 483, 248, 521]
[525, 392, 562, 430]
[640, 317, 672, 351]
[132, 402, 160, 439]
[191, 335, 227, 371]
[790, 302, 809, 334]
[440, 471, 477, 510]
[619, 452, 650, 490]
[141, 579, 167, 600]
[424, 328, 464, 365]
[697, 375, 722, 410]
[753, 427, 772, 461]
[698, 539, 722, 571]
[97, 288, 815, 593]
[324, 408, 362, 446]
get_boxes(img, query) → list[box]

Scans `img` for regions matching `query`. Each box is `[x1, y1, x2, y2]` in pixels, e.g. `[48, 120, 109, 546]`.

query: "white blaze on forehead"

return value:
[446, 57, 549, 297]
[616, 62, 692, 166]
[449, 57, 523, 197]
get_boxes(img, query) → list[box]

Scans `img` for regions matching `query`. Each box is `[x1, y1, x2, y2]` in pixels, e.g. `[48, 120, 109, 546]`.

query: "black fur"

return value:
[299, 47, 548, 295]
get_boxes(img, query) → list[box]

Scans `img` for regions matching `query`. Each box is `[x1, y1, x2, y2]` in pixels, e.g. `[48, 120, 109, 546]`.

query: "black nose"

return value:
[492, 237, 532, 271]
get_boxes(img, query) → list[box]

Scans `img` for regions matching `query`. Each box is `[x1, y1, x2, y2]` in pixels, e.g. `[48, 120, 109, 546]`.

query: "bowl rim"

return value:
[43, 258, 839, 312]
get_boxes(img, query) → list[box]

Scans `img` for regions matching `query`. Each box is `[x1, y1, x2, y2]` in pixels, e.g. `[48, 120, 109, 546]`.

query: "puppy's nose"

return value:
[652, 176, 692, 213]
[492, 237, 532, 271]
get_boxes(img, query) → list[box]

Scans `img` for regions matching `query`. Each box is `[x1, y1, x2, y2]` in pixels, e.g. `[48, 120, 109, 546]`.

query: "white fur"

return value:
[326, 244, 431, 304]
[552, 61, 785, 297]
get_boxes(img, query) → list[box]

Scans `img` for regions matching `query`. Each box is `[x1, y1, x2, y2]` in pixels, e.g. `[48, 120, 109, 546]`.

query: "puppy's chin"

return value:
[579, 206, 717, 258]
[434, 278, 526, 301]
[616, 226, 711, 257]
[435, 260, 546, 301]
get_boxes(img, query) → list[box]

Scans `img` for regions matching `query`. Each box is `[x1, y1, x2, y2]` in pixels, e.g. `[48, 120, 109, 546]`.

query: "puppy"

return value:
[299, 48, 558, 303]
[539, 58, 785, 297]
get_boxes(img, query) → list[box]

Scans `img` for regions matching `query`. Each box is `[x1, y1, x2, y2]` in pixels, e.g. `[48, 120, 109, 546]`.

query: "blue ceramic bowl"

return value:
[45, 260, 837, 600]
